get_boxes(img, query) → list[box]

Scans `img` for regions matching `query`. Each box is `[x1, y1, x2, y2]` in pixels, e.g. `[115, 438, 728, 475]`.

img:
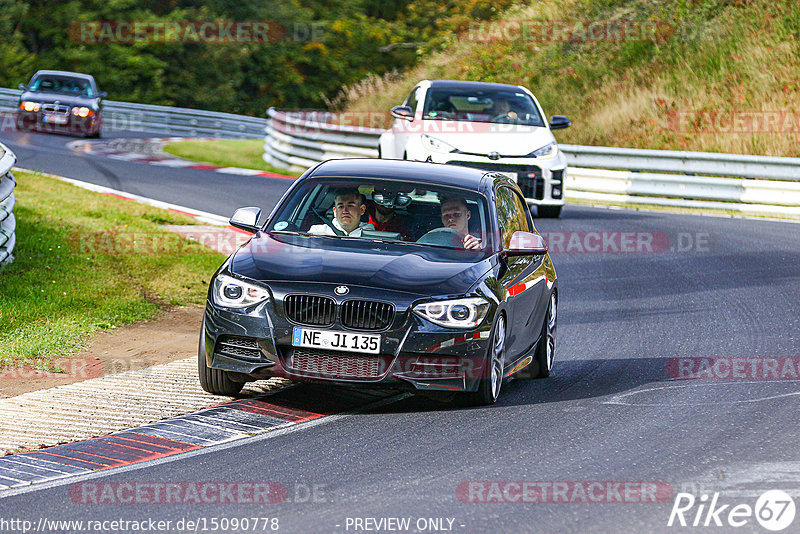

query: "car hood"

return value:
[426, 125, 555, 157]
[229, 232, 494, 297]
[20, 91, 98, 107]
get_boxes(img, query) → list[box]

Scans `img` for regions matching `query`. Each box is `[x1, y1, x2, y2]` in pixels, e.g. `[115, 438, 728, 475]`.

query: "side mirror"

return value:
[229, 206, 262, 233]
[549, 115, 571, 130]
[506, 231, 548, 256]
[390, 105, 414, 121]
[98, 91, 107, 99]
[18, 84, 27, 91]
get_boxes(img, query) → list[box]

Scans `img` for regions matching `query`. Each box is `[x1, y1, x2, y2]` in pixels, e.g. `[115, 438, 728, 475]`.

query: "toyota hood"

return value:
[422, 124, 556, 157]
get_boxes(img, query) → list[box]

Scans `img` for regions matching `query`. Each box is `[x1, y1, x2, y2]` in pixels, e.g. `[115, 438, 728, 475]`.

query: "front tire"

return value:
[538, 206, 562, 218]
[198, 321, 245, 396]
[459, 314, 506, 406]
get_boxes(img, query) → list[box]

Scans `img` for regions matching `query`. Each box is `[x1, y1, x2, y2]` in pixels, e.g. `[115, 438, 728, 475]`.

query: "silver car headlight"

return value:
[20, 101, 40, 112]
[213, 274, 269, 308]
[529, 142, 556, 158]
[413, 297, 489, 329]
[422, 134, 458, 153]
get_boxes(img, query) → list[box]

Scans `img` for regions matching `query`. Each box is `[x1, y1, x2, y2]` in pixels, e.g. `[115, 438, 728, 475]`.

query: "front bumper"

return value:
[427, 150, 567, 207]
[16, 110, 100, 135]
[202, 298, 494, 394]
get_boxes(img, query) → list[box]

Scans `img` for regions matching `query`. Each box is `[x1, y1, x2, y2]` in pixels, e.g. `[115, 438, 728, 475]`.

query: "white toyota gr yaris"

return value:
[379, 80, 570, 218]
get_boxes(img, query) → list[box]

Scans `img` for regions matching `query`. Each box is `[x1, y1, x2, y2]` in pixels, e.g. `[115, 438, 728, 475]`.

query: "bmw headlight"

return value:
[528, 142, 556, 158]
[20, 101, 40, 112]
[413, 297, 489, 329]
[422, 134, 458, 153]
[72, 107, 94, 117]
[213, 274, 269, 308]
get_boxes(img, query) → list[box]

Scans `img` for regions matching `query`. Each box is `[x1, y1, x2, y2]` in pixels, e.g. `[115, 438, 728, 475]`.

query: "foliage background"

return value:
[0, 0, 514, 114]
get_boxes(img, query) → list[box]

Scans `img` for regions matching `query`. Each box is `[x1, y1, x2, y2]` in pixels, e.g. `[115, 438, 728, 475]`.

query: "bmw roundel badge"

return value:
[334, 285, 349, 296]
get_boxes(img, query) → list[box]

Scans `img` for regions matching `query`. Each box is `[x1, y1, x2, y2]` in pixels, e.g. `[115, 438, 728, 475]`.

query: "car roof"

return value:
[427, 80, 522, 91]
[32, 70, 96, 82]
[307, 158, 491, 192]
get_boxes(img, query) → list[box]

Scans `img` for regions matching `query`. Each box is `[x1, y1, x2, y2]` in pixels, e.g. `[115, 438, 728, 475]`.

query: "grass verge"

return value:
[0, 170, 225, 370]
[162, 138, 299, 176]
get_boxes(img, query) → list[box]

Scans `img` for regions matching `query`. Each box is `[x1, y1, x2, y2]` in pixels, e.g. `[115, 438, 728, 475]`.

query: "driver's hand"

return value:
[463, 234, 481, 250]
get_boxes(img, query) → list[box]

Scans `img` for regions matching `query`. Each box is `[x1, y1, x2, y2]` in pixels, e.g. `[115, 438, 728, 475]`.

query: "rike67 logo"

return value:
[668, 490, 796, 531]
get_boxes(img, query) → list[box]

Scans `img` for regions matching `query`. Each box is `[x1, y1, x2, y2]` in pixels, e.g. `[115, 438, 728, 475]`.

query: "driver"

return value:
[309, 188, 374, 237]
[440, 196, 482, 250]
[489, 98, 517, 121]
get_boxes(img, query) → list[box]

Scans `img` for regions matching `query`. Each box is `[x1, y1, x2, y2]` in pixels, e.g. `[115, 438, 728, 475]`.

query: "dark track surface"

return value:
[1, 128, 290, 217]
[1, 129, 799, 533]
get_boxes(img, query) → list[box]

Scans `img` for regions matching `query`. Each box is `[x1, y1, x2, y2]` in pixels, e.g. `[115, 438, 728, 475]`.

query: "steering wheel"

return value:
[416, 227, 462, 247]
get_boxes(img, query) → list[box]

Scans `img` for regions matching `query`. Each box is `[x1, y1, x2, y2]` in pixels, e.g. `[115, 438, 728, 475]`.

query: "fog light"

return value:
[552, 187, 562, 198]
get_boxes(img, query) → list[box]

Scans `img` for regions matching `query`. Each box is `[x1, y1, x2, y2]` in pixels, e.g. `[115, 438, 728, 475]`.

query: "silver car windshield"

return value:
[30, 76, 94, 98]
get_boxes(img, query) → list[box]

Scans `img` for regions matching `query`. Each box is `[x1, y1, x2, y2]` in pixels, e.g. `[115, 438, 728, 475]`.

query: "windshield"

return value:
[268, 178, 494, 251]
[422, 88, 544, 126]
[30, 76, 94, 97]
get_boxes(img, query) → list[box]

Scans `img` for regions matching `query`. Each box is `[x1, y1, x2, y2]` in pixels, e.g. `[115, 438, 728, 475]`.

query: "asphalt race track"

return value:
[1, 129, 799, 533]
[1, 128, 290, 218]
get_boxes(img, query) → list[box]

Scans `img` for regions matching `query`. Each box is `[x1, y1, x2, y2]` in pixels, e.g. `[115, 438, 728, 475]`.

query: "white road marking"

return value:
[603, 381, 800, 406]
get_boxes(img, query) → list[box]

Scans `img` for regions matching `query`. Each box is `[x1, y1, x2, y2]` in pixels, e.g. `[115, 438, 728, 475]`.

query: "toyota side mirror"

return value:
[549, 115, 571, 130]
[98, 91, 108, 99]
[230, 207, 262, 233]
[18, 84, 27, 91]
[390, 105, 414, 121]
[505, 231, 548, 256]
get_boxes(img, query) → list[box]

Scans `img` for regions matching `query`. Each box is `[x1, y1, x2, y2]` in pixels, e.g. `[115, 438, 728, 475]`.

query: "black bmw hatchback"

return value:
[200, 159, 557, 405]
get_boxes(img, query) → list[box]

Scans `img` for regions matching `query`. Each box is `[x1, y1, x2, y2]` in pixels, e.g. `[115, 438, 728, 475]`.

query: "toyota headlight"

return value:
[20, 101, 40, 112]
[213, 274, 269, 308]
[413, 297, 489, 329]
[422, 134, 458, 153]
[528, 142, 556, 158]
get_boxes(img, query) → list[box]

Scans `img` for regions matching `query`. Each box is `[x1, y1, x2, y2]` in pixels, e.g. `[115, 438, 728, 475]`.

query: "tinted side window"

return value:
[495, 186, 531, 248]
[405, 87, 420, 114]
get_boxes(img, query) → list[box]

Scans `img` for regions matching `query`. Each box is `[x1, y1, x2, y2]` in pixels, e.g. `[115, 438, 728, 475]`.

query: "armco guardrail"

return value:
[0, 142, 17, 265]
[264, 107, 381, 172]
[1, 88, 265, 138]
[561, 145, 800, 215]
[264, 109, 800, 216]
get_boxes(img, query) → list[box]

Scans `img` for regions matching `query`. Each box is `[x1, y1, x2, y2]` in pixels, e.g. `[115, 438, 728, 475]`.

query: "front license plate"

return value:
[43, 113, 67, 124]
[292, 327, 380, 354]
